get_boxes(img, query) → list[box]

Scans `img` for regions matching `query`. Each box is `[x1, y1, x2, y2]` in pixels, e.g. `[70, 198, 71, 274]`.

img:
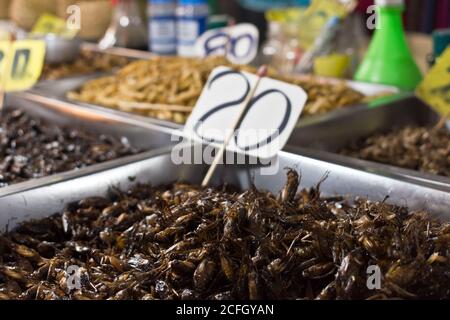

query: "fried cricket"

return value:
[1, 170, 449, 300]
[340, 125, 450, 178]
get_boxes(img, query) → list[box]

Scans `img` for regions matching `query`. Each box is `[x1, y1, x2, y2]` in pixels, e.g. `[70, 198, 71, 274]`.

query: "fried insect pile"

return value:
[1, 170, 449, 300]
[68, 56, 364, 124]
[276, 75, 364, 116]
[340, 126, 450, 178]
[42, 50, 130, 80]
[0, 109, 138, 186]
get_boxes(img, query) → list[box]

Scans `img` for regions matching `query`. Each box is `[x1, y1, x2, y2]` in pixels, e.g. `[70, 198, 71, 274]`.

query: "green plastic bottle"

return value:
[355, 0, 423, 91]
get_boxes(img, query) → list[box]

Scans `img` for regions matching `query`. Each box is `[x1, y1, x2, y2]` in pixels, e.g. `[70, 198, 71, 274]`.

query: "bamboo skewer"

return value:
[201, 65, 268, 187]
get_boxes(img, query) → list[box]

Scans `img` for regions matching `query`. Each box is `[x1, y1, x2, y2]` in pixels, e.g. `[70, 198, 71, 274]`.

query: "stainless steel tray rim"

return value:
[2, 146, 449, 230]
[288, 95, 450, 188]
[31, 71, 404, 131]
[285, 147, 450, 191]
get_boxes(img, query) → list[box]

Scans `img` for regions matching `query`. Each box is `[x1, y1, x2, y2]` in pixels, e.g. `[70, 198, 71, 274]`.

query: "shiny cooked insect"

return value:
[1, 170, 450, 300]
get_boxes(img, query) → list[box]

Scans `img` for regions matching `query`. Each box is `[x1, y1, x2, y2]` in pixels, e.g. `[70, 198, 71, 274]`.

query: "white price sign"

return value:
[184, 66, 307, 159]
[195, 23, 259, 65]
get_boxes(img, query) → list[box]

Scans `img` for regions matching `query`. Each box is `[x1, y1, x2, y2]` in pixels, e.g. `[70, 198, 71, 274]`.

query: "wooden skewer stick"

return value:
[201, 65, 268, 187]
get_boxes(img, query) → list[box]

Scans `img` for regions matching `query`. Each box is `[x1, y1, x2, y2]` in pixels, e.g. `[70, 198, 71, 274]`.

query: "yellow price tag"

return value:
[0, 40, 46, 92]
[32, 13, 78, 39]
[416, 47, 450, 116]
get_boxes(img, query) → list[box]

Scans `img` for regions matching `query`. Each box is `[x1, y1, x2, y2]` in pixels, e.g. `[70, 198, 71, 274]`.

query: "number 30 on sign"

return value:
[0, 40, 46, 92]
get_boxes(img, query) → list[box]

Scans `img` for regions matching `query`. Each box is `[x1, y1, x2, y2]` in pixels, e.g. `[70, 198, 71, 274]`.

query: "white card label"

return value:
[195, 23, 259, 65]
[184, 66, 308, 159]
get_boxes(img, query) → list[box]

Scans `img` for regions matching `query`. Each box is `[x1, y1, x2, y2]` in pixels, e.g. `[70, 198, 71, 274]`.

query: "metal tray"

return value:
[31, 75, 183, 129]
[292, 74, 400, 97]
[30, 69, 401, 130]
[286, 95, 450, 186]
[38, 42, 153, 84]
[0, 92, 176, 196]
[1, 146, 449, 232]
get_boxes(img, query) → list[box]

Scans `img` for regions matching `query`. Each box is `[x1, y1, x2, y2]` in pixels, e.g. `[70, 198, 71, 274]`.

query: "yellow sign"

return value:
[32, 13, 78, 38]
[0, 40, 46, 92]
[416, 47, 450, 116]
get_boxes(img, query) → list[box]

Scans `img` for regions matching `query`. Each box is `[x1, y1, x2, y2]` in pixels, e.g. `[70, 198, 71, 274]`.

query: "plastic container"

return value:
[260, 22, 284, 67]
[176, 0, 209, 57]
[99, 0, 148, 50]
[148, 0, 177, 55]
[355, 0, 422, 90]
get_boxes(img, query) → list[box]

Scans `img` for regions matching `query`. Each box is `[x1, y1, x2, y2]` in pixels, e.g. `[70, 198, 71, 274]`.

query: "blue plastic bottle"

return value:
[176, 0, 209, 57]
[148, 0, 177, 55]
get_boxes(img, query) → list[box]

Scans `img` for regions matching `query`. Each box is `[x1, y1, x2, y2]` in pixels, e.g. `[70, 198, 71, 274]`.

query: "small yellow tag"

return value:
[32, 13, 78, 39]
[0, 40, 46, 92]
[416, 47, 450, 116]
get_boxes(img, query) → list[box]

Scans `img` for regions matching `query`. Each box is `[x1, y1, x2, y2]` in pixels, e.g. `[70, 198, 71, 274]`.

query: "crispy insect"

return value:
[340, 125, 450, 178]
[42, 50, 129, 80]
[0, 110, 138, 187]
[1, 171, 450, 300]
[281, 169, 299, 205]
[68, 56, 365, 124]
[193, 260, 216, 291]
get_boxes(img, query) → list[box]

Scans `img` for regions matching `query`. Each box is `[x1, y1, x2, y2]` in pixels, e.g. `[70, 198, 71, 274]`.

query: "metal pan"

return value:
[0, 146, 448, 232]
[0, 92, 176, 197]
[30, 75, 183, 130]
[286, 95, 450, 186]
[37, 42, 152, 83]
[30, 68, 400, 130]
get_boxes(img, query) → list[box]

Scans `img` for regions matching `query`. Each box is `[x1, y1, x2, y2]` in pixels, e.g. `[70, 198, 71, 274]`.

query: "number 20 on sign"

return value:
[184, 66, 308, 159]
[0, 40, 46, 92]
